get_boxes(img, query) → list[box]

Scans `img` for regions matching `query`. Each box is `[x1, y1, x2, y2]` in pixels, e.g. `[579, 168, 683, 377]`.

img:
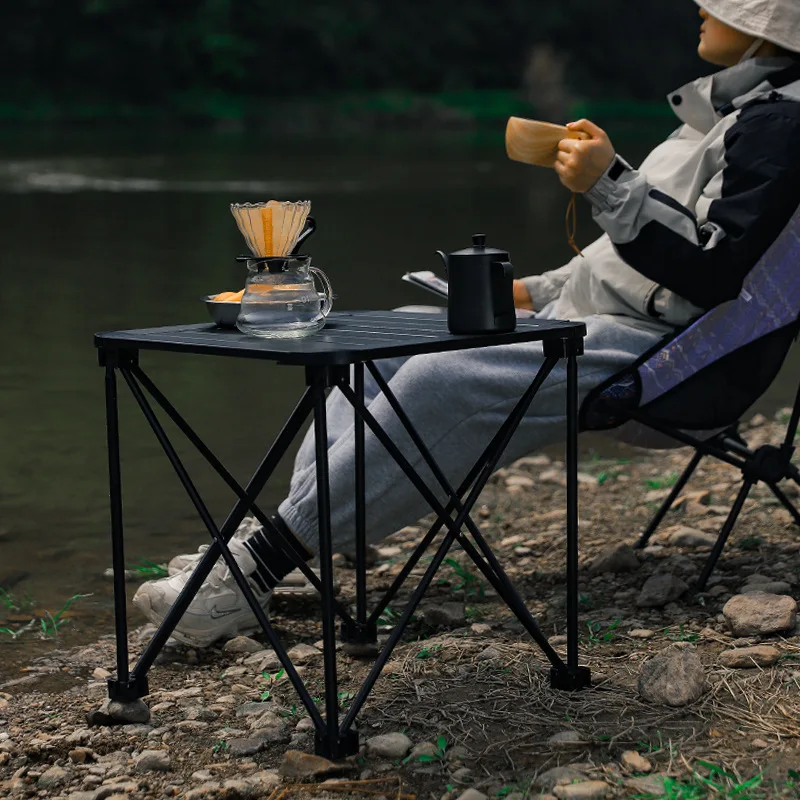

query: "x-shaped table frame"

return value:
[96, 314, 590, 759]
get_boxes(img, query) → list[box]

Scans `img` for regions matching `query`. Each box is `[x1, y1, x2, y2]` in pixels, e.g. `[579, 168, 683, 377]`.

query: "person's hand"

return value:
[555, 119, 616, 193]
[513, 279, 534, 311]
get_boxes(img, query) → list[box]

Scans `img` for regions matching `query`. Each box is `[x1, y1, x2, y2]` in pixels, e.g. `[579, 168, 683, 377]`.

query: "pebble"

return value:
[286, 643, 321, 664]
[628, 629, 655, 639]
[553, 781, 610, 799]
[636, 574, 689, 608]
[223, 636, 264, 654]
[547, 730, 587, 748]
[37, 765, 68, 787]
[424, 602, 466, 628]
[226, 738, 266, 757]
[719, 645, 781, 668]
[588, 544, 640, 575]
[408, 741, 439, 759]
[739, 581, 792, 595]
[638, 643, 707, 707]
[667, 527, 718, 548]
[723, 592, 797, 636]
[279, 749, 347, 779]
[134, 749, 171, 772]
[624, 775, 667, 796]
[470, 623, 492, 635]
[366, 731, 413, 759]
[620, 750, 652, 773]
[455, 790, 487, 800]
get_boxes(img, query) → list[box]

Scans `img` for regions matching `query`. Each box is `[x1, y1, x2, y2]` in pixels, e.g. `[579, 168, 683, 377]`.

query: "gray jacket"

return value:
[522, 58, 800, 332]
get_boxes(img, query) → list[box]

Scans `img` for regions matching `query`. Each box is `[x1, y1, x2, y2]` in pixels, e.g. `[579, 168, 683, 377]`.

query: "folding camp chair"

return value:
[581, 207, 800, 590]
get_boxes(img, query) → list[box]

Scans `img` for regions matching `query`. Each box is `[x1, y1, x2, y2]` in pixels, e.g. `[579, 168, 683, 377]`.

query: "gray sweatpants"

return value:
[279, 312, 664, 554]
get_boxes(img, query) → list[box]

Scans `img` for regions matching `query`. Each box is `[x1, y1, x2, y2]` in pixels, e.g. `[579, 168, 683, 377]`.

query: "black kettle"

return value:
[437, 234, 516, 335]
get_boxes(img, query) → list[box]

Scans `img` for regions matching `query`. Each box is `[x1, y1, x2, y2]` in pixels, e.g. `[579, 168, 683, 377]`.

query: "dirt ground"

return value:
[2, 410, 800, 800]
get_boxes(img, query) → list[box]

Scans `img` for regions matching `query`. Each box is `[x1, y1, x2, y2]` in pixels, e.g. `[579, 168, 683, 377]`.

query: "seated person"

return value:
[134, 0, 800, 647]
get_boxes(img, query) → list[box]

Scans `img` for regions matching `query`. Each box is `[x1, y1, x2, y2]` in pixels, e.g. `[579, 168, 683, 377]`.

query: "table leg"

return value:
[103, 357, 148, 700]
[341, 363, 376, 647]
[551, 342, 591, 690]
[311, 368, 358, 758]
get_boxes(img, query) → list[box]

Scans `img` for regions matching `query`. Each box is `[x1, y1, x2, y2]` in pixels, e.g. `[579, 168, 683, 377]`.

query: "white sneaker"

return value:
[167, 520, 258, 576]
[133, 538, 271, 648]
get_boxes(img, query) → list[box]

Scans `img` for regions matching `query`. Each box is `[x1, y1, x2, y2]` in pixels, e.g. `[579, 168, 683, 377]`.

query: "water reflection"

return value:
[0, 126, 796, 672]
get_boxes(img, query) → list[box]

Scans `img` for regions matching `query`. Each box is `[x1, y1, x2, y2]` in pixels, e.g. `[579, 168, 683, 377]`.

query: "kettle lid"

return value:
[450, 233, 509, 258]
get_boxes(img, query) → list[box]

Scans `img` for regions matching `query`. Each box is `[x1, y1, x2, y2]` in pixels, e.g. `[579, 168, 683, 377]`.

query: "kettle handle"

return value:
[491, 260, 514, 312]
[309, 266, 334, 318]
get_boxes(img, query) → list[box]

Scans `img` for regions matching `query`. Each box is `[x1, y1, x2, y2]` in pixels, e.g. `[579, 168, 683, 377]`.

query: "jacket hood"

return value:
[695, 0, 800, 54]
[668, 58, 800, 133]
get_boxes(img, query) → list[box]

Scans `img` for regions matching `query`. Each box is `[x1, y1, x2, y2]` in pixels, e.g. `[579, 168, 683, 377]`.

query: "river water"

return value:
[0, 125, 796, 676]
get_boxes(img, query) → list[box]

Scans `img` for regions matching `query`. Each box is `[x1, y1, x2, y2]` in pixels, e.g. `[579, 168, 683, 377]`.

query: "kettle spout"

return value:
[435, 250, 448, 274]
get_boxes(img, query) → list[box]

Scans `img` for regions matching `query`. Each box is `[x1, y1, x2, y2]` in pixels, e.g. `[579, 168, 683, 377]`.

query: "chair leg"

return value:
[636, 450, 704, 549]
[767, 481, 800, 526]
[695, 478, 755, 591]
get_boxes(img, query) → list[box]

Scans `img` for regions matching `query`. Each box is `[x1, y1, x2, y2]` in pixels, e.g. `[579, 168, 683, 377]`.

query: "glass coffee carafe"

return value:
[230, 200, 333, 338]
[236, 255, 333, 339]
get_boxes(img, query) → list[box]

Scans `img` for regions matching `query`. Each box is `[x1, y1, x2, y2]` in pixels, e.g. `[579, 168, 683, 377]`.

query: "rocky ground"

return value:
[3, 410, 800, 800]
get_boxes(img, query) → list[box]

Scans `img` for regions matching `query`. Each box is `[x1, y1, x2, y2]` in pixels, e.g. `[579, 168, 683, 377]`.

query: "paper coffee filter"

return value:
[230, 201, 311, 257]
[505, 118, 589, 168]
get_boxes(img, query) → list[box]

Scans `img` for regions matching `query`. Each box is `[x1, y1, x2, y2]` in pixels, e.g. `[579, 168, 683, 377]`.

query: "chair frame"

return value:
[627, 376, 800, 589]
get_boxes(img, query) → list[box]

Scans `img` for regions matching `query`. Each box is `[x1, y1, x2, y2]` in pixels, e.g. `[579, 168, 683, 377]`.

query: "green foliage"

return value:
[438, 558, 485, 600]
[645, 472, 679, 490]
[0, 592, 91, 640]
[585, 618, 621, 646]
[128, 560, 168, 579]
[0, 0, 706, 120]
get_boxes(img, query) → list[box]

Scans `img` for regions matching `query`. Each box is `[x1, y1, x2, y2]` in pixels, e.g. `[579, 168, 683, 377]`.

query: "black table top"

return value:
[95, 311, 586, 366]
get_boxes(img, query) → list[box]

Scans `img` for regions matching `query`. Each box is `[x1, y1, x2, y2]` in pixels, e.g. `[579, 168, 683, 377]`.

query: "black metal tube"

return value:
[339, 356, 563, 733]
[565, 352, 580, 671]
[636, 450, 704, 550]
[696, 478, 754, 591]
[354, 363, 368, 625]
[131, 365, 354, 626]
[767, 481, 800, 525]
[121, 368, 326, 729]
[363, 357, 564, 666]
[105, 363, 130, 682]
[311, 371, 340, 751]
[782, 373, 800, 450]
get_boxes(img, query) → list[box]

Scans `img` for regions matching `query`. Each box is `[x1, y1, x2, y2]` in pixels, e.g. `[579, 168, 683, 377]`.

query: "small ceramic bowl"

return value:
[204, 295, 241, 328]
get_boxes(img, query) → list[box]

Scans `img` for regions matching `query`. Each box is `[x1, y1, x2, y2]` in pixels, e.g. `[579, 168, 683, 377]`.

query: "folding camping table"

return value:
[95, 310, 590, 758]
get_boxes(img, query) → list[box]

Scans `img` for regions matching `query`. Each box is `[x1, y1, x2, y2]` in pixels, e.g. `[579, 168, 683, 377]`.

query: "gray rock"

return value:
[223, 636, 264, 654]
[625, 776, 667, 796]
[252, 726, 290, 745]
[451, 767, 473, 782]
[226, 738, 265, 757]
[134, 749, 171, 772]
[236, 702, 273, 717]
[638, 643, 707, 707]
[636, 574, 688, 608]
[366, 732, 413, 759]
[588, 544, 640, 574]
[455, 791, 487, 800]
[668, 527, 718, 548]
[286, 643, 321, 664]
[424, 602, 466, 628]
[476, 646, 503, 662]
[553, 782, 611, 799]
[723, 592, 797, 636]
[37, 765, 68, 787]
[535, 766, 586, 792]
[280, 749, 348, 779]
[88, 698, 151, 726]
[719, 645, 781, 668]
[547, 730, 587, 748]
[739, 581, 792, 596]
[408, 741, 440, 759]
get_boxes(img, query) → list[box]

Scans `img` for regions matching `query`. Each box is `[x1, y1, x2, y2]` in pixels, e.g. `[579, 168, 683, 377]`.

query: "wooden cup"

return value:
[505, 117, 590, 168]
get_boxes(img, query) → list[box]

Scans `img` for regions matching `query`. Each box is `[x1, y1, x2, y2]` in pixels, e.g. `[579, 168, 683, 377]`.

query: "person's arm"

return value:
[514, 260, 578, 310]
[577, 105, 800, 310]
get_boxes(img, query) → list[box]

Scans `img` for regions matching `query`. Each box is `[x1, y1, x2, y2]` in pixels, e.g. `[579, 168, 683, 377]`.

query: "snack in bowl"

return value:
[204, 290, 244, 327]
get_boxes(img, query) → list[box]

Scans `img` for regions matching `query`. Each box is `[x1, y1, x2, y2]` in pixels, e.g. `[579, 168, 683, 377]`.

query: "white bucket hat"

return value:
[695, 0, 800, 54]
